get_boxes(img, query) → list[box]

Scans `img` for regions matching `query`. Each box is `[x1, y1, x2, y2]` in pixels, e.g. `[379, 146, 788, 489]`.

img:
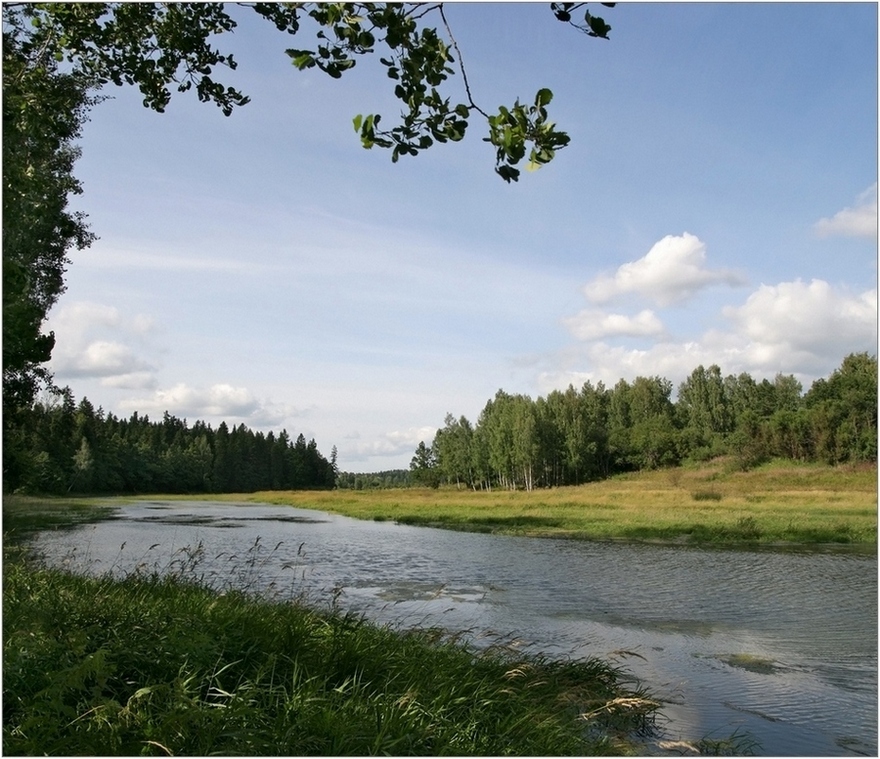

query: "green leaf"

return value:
[496, 164, 520, 183]
[286, 49, 315, 70]
[586, 13, 612, 38]
[535, 88, 553, 107]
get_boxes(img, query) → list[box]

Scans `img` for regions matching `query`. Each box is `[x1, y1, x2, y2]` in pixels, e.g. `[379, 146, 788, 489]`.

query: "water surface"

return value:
[30, 500, 878, 756]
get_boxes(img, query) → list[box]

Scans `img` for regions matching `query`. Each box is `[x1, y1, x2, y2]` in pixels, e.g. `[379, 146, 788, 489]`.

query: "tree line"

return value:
[336, 470, 412, 490]
[4, 389, 337, 495]
[411, 353, 878, 490]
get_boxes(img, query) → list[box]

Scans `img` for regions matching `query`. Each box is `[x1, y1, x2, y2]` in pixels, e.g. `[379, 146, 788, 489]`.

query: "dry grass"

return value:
[228, 460, 877, 546]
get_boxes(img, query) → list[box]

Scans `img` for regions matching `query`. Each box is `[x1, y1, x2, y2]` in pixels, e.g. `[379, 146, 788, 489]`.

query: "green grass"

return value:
[3, 550, 658, 756]
[2, 495, 115, 544]
[225, 460, 877, 547]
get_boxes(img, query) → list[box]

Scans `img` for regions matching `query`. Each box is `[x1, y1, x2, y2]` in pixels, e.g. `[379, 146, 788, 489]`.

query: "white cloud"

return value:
[542, 278, 877, 393]
[47, 300, 161, 385]
[723, 279, 877, 366]
[120, 383, 256, 418]
[50, 301, 123, 332]
[537, 341, 714, 394]
[562, 308, 664, 341]
[583, 233, 747, 306]
[56, 340, 155, 379]
[345, 426, 437, 463]
[814, 184, 878, 239]
[118, 383, 301, 427]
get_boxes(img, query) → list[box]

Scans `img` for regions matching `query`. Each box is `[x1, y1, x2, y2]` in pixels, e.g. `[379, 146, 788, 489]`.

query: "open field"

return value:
[234, 460, 878, 547]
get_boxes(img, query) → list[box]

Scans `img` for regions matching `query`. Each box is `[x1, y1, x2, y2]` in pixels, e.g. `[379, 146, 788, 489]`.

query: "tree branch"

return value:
[438, 4, 488, 119]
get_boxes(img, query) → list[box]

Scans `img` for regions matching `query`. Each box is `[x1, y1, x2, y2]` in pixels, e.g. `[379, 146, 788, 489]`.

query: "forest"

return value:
[411, 353, 878, 491]
[3, 353, 875, 496]
[3, 391, 337, 495]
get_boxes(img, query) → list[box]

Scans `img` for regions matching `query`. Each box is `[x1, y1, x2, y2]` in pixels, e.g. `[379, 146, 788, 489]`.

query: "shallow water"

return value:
[29, 500, 878, 756]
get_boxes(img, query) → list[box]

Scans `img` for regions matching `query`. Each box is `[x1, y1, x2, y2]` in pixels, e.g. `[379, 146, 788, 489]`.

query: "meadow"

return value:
[237, 460, 878, 547]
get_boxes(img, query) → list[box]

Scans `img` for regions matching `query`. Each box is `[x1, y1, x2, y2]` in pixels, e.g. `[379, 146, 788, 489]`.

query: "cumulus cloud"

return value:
[562, 308, 664, 341]
[122, 383, 259, 418]
[118, 383, 299, 427]
[723, 279, 877, 367]
[346, 426, 437, 462]
[537, 340, 713, 394]
[814, 184, 878, 239]
[56, 340, 155, 379]
[50, 301, 123, 333]
[47, 300, 161, 384]
[583, 233, 747, 306]
[542, 278, 876, 393]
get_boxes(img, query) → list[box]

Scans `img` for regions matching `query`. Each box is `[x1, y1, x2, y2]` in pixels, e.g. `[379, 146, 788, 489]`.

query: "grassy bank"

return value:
[235, 460, 877, 546]
[3, 543, 658, 756]
[2, 495, 115, 542]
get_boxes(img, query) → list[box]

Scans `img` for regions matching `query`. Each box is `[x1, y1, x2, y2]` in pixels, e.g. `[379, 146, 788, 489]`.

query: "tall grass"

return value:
[3, 546, 658, 756]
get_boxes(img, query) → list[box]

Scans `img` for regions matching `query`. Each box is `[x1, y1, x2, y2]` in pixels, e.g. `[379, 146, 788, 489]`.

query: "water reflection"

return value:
[29, 500, 877, 757]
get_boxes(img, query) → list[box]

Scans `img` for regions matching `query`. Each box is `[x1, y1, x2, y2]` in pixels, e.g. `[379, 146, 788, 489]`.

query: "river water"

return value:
[28, 500, 877, 756]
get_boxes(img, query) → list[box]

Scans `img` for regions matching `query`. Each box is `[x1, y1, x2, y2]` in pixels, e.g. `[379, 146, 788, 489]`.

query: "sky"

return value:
[46, 2, 878, 472]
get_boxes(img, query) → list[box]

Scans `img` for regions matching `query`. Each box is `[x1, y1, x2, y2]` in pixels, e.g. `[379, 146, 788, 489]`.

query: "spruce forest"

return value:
[4, 394, 337, 495]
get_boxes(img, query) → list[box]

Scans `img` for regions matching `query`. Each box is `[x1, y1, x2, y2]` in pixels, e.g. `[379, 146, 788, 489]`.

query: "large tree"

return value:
[2, 18, 97, 485]
[3, 21, 94, 394]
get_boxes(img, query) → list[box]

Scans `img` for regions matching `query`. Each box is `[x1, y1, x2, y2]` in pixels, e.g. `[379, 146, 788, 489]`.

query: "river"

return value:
[27, 500, 877, 756]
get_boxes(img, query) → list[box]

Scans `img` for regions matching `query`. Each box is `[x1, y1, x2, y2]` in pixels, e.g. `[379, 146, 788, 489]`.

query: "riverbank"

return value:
[3, 521, 659, 756]
[234, 460, 877, 547]
[7, 476, 874, 756]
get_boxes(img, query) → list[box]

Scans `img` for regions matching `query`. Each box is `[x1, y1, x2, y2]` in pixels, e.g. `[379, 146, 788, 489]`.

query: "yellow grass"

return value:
[228, 460, 877, 547]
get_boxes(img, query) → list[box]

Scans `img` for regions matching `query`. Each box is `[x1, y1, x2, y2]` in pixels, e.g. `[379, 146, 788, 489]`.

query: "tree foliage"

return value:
[416, 354, 877, 491]
[336, 469, 411, 490]
[409, 440, 440, 488]
[12, 2, 614, 180]
[2, 17, 98, 484]
[2, 20, 94, 396]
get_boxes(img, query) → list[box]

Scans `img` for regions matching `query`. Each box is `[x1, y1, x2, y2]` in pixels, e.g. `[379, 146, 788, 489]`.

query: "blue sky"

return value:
[47, 3, 877, 471]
